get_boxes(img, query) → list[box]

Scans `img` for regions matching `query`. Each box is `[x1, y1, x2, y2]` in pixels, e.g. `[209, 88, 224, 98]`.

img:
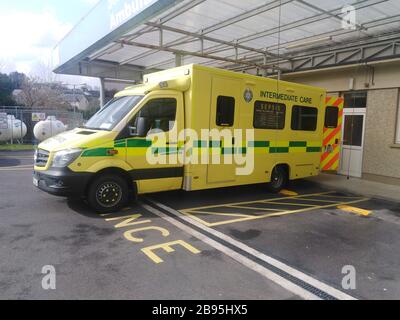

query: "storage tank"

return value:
[33, 116, 66, 142]
[0, 115, 27, 142]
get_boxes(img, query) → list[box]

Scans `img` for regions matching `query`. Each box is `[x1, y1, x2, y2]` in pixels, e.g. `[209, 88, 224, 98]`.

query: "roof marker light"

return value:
[159, 81, 168, 88]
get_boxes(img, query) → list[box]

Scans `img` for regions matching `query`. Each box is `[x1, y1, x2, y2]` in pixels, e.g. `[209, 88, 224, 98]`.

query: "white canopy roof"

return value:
[54, 0, 400, 80]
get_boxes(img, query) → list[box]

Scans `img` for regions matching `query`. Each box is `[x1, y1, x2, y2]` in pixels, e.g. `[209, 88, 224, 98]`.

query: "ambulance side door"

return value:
[124, 91, 185, 193]
[207, 77, 241, 184]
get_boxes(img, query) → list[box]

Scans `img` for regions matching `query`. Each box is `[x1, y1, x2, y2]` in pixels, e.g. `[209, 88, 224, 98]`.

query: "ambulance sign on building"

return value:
[53, 0, 176, 70]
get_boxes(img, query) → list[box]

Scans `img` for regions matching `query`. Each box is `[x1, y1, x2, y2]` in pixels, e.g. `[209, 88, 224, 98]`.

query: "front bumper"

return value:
[33, 168, 93, 197]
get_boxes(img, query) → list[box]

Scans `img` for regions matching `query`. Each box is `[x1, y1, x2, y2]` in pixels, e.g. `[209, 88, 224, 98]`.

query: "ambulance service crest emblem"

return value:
[244, 88, 254, 103]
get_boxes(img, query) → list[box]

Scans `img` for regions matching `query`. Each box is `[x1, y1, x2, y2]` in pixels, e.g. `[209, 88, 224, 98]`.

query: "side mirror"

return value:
[134, 117, 149, 137]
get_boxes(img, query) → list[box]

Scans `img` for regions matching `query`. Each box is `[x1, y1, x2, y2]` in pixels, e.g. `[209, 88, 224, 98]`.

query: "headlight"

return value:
[52, 149, 82, 168]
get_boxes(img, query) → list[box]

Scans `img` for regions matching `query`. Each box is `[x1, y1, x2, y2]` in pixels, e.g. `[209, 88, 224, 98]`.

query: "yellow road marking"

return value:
[102, 211, 201, 264]
[180, 211, 213, 227]
[180, 191, 337, 212]
[290, 197, 360, 204]
[228, 205, 282, 212]
[182, 198, 369, 228]
[262, 201, 317, 207]
[124, 226, 170, 243]
[337, 205, 372, 216]
[315, 194, 364, 199]
[190, 210, 252, 218]
[141, 240, 201, 264]
[100, 208, 132, 217]
[279, 189, 299, 196]
[208, 198, 369, 227]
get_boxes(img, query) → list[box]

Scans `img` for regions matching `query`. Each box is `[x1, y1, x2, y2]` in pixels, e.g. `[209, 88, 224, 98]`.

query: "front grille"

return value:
[34, 149, 50, 167]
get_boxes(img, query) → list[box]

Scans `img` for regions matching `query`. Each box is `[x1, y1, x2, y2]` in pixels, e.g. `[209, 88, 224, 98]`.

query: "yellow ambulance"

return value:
[34, 64, 328, 213]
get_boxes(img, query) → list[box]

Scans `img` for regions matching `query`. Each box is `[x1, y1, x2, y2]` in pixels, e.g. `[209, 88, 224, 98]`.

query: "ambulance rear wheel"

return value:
[87, 175, 129, 214]
[267, 166, 288, 193]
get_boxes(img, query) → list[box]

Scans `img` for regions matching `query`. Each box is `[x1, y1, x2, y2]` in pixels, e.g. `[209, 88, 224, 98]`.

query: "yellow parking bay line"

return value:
[180, 211, 214, 227]
[190, 211, 253, 220]
[180, 191, 337, 213]
[317, 194, 365, 199]
[337, 205, 372, 216]
[228, 205, 282, 212]
[181, 196, 370, 228]
[206, 198, 370, 227]
[181, 209, 266, 227]
[289, 198, 345, 204]
[262, 201, 317, 207]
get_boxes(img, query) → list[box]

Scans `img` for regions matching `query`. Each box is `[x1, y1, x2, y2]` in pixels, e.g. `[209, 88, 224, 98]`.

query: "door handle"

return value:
[166, 142, 178, 145]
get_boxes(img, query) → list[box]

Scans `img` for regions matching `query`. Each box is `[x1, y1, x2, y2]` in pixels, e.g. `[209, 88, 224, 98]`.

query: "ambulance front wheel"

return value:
[267, 166, 288, 193]
[87, 174, 130, 214]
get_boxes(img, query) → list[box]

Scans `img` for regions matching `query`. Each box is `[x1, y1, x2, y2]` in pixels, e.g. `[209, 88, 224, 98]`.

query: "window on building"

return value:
[253, 101, 286, 130]
[344, 91, 367, 108]
[325, 106, 339, 128]
[216, 96, 235, 127]
[291, 106, 318, 131]
[130, 98, 177, 134]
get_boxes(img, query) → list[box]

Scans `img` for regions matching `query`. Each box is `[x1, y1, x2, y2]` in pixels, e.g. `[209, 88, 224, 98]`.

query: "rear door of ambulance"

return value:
[321, 97, 344, 172]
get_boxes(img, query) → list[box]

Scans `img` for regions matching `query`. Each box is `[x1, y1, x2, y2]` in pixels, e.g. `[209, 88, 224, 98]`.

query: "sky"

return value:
[0, 0, 101, 87]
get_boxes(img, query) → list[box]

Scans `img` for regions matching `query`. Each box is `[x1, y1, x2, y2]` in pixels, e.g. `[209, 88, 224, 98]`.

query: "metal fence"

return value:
[0, 106, 84, 145]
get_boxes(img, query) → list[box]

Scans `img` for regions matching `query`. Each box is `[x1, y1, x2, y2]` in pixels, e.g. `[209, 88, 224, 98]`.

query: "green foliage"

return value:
[9, 72, 26, 90]
[0, 144, 36, 151]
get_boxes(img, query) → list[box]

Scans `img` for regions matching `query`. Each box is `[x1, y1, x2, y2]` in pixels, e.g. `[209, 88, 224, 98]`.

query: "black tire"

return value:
[87, 174, 129, 214]
[267, 166, 288, 193]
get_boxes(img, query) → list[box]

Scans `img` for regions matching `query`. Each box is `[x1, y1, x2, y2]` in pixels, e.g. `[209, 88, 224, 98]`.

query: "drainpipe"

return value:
[99, 78, 105, 108]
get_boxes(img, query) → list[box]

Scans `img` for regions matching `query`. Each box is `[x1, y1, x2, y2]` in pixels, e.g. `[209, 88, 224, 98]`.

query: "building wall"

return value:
[363, 89, 400, 181]
[282, 61, 400, 92]
[282, 61, 400, 184]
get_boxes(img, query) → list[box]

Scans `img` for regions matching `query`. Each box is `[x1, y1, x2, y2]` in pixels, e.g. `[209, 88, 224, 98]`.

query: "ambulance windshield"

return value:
[84, 95, 143, 131]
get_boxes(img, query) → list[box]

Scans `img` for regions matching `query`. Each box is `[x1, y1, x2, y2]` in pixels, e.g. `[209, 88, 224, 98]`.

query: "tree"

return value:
[14, 77, 70, 109]
[9, 72, 26, 90]
[0, 73, 16, 106]
[31, 61, 59, 83]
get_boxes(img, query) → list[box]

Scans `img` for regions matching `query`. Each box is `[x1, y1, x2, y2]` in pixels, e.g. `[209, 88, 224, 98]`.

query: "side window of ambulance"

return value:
[132, 98, 177, 133]
[325, 107, 339, 128]
[291, 106, 318, 131]
[216, 96, 235, 127]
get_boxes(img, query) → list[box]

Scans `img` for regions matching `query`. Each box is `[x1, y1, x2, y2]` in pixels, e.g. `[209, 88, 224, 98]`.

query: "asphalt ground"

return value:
[0, 151, 399, 300]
